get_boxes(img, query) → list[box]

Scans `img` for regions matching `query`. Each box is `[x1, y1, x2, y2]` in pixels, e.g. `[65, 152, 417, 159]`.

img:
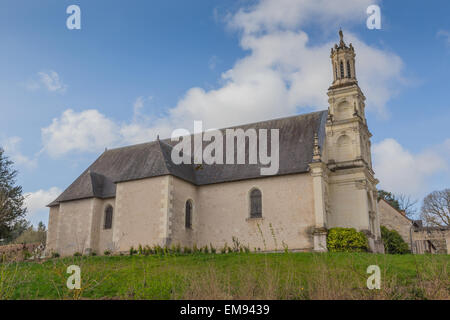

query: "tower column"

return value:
[309, 134, 328, 252]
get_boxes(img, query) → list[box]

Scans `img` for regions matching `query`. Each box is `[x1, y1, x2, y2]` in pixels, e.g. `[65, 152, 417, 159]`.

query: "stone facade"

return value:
[378, 198, 450, 254]
[46, 31, 385, 256]
[378, 199, 413, 248]
[412, 227, 450, 254]
[47, 173, 316, 255]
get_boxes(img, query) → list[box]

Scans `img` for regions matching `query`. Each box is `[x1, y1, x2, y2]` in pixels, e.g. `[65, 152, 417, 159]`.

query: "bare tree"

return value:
[420, 189, 450, 227]
[397, 194, 418, 218]
[378, 189, 418, 218]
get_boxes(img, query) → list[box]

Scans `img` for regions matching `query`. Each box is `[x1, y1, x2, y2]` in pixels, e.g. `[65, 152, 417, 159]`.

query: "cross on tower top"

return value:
[339, 29, 345, 47]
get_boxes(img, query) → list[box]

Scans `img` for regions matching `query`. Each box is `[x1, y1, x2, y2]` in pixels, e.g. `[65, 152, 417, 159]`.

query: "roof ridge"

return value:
[106, 110, 328, 153]
[48, 110, 327, 205]
[215, 109, 327, 132]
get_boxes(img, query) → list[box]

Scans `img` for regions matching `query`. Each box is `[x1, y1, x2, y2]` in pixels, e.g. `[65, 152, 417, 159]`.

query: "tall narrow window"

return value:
[104, 205, 113, 230]
[340, 61, 344, 79]
[185, 200, 192, 229]
[250, 189, 262, 218]
[346, 60, 351, 78]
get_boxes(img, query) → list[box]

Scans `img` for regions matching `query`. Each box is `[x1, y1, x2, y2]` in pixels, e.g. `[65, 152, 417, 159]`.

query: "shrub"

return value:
[103, 250, 111, 256]
[183, 246, 192, 254]
[380, 226, 410, 254]
[155, 245, 163, 255]
[73, 252, 82, 257]
[209, 243, 216, 254]
[282, 241, 289, 254]
[143, 245, 153, 255]
[232, 236, 241, 252]
[129, 246, 137, 256]
[51, 252, 60, 258]
[327, 228, 369, 252]
[23, 249, 32, 260]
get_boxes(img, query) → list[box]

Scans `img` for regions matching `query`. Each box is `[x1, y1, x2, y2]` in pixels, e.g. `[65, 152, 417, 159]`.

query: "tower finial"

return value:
[339, 29, 345, 47]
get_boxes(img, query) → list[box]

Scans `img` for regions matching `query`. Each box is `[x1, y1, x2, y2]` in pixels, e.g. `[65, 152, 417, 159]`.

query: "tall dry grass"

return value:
[175, 253, 449, 300]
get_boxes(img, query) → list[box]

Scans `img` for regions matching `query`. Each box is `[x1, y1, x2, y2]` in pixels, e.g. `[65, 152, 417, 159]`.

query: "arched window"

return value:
[250, 189, 262, 218]
[104, 205, 113, 230]
[185, 200, 193, 229]
[340, 61, 345, 79]
[346, 60, 351, 78]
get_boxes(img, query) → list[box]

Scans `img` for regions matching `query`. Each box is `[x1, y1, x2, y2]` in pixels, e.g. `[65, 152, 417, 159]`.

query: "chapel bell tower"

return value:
[325, 30, 384, 253]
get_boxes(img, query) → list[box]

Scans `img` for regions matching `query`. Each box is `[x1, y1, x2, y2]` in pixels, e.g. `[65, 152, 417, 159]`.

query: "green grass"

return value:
[1, 252, 449, 300]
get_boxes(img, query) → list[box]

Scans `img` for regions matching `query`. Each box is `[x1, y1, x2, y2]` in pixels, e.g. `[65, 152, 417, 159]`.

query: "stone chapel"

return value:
[46, 31, 385, 256]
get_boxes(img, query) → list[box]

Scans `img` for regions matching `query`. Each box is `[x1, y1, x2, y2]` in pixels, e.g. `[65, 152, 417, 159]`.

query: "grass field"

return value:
[1, 252, 449, 300]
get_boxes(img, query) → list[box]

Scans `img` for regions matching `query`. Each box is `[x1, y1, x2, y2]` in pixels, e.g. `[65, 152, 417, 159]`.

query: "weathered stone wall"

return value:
[170, 177, 198, 247]
[0, 243, 42, 262]
[47, 171, 386, 256]
[45, 205, 59, 253]
[378, 199, 412, 247]
[53, 198, 95, 256]
[113, 176, 168, 252]
[191, 173, 315, 251]
[412, 228, 450, 254]
[94, 198, 116, 254]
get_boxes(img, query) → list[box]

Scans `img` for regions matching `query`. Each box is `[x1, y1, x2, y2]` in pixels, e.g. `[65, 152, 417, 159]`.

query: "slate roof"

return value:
[48, 110, 327, 206]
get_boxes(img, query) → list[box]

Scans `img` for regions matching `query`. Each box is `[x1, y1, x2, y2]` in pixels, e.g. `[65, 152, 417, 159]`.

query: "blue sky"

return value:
[0, 0, 449, 225]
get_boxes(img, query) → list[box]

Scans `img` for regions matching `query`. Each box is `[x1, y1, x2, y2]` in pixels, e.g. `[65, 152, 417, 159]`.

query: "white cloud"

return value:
[133, 96, 145, 115]
[132, 96, 153, 120]
[373, 138, 447, 196]
[159, 0, 403, 130]
[119, 122, 159, 145]
[40, 0, 406, 156]
[1, 136, 37, 168]
[24, 187, 62, 216]
[229, 0, 377, 35]
[41, 109, 119, 157]
[38, 71, 67, 92]
[26, 70, 67, 93]
[41, 105, 164, 157]
[23, 187, 62, 226]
